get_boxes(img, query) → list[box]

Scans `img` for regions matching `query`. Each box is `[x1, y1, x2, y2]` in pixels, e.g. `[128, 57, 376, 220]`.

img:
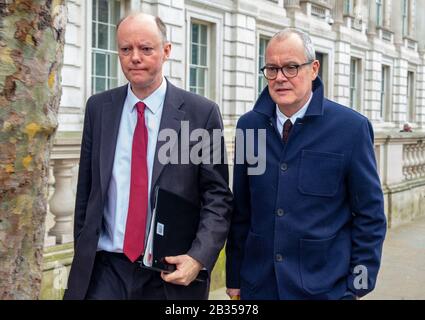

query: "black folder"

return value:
[139, 187, 208, 282]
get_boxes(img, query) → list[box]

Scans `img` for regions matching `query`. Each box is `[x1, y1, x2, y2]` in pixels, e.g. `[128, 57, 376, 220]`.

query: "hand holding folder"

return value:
[139, 187, 208, 282]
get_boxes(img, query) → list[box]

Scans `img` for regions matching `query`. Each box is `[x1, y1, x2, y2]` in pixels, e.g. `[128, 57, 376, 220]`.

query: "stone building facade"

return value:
[40, 0, 425, 298]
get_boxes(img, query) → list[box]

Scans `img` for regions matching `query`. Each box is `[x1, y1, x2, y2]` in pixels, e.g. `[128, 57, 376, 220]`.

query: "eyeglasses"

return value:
[261, 61, 314, 80]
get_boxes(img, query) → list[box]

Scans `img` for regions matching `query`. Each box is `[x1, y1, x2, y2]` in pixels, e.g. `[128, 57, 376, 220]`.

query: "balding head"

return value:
[117, 12, 168, 45]
[116, 12, 171, 100]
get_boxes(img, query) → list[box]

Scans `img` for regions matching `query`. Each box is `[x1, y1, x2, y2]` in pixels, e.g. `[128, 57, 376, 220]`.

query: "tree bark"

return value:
[0, 0, 67, 299]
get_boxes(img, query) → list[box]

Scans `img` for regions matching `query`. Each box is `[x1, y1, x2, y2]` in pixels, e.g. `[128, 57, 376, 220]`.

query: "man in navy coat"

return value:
[226, 28, 387, 300]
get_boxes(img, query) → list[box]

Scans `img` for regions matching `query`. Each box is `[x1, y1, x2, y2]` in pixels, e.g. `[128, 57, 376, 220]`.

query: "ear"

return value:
[163, 42, 172, 61]
[311, 60, 320, 80]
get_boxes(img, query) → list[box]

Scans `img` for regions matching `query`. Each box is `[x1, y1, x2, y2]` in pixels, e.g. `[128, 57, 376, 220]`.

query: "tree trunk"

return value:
[0, 0, 67, 299]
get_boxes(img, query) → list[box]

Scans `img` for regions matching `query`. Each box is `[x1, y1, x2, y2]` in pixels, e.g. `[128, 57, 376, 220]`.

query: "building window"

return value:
[407, 71, 415, 122]
[380, 65, 390, 120]
[402, 0, 409, 37]
[258, 37, 270, 96]
[349, 58, 361, 110]
[91, 0, 120, 94]
[189, 22, 208, 97]
[316, 52, 328, 95]
[343, 0, 352, 15]
[376, 0, 383, 27]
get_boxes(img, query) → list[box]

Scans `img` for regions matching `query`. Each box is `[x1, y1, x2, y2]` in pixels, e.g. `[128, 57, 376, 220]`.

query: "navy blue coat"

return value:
[226, 77, 387, 300]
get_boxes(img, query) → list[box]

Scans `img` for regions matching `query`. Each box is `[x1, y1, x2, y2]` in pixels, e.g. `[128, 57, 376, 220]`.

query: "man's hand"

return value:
[226, 288, 241, 300]
[160, 254, 203, 286]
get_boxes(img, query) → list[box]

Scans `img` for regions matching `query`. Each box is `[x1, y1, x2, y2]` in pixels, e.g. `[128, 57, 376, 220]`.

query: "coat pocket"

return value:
[298, 150, 344, 197]
[299, 234, 338, 295]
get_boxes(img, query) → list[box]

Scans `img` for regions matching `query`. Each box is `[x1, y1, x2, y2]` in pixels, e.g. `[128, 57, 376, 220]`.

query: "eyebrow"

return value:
[265, 62, 300, 67]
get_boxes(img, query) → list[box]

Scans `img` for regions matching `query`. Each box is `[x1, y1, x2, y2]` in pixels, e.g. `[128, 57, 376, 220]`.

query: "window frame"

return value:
[380, 64, 391, 121]
[88, 0, 125, 96]
[189, 20, 210, 97]
[185, 7, 223, 105]
[376, 0, 383, 28]
[257, 36, 270, 97]
[407, 70, 416, 123]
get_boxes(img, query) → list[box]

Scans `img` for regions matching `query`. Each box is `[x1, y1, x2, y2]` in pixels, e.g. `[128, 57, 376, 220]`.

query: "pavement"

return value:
[209, 216, 425, 300]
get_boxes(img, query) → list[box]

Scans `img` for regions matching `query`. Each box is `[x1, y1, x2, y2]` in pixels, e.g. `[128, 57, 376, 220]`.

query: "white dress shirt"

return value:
[98, 78, 167, 253]
[276, 92, 313, 136]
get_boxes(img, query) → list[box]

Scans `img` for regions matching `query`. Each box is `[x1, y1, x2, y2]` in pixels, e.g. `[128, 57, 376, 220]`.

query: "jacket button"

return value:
[280, 163, 288, 171]
[276, 254, 283, 262]
[95, 228, 100, 236]
[276, 208, 284, 216]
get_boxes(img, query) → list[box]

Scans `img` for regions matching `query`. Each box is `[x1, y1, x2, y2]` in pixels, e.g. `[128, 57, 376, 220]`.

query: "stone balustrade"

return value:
[45, 132, 81, 246]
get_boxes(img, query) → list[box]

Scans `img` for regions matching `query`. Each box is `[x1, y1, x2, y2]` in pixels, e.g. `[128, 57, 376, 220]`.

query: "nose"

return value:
[131, 48, 142, 64]
[275, 68, 288, 82]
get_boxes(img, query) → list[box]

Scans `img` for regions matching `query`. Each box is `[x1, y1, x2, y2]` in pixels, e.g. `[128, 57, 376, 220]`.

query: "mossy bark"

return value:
[0, 0, 67, 299]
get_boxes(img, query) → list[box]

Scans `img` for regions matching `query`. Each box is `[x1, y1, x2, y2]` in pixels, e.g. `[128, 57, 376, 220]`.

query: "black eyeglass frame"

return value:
[260, 60, 314, 80]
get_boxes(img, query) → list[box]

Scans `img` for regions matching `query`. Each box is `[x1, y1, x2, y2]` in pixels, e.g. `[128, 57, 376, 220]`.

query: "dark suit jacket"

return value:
[226, 77, 387, 299]
[64, 79, 232, 299]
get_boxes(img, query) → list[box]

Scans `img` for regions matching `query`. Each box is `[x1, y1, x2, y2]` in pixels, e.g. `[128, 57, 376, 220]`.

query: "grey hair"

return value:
[269, 28, 316, 61]
[116, 13, 168, 44]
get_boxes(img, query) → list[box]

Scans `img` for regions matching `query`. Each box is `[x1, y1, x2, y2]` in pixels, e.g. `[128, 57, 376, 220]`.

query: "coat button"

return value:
[280, 163, 288, 171]
[276, 254, 283, 262]
[276, 208, 284, 216]
[95, 228, 100, 236]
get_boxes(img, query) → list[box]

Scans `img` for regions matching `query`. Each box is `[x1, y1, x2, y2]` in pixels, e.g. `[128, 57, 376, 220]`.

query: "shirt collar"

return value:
[276, 92, 313, 125]
[126, 77, 167, 114]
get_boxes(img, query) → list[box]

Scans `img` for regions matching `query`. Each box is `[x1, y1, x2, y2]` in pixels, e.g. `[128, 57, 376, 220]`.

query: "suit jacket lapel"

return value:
[99, 85, 128, 202]
[150, 79, 185, 198]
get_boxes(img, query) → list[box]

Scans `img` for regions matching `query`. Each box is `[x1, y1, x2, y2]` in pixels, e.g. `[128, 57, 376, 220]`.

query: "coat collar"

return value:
[253, 76, 325, 119]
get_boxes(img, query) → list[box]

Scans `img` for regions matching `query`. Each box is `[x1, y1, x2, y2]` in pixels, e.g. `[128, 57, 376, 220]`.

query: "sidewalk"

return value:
[364, 215, 425, 300]
[209, 216, 425, 300]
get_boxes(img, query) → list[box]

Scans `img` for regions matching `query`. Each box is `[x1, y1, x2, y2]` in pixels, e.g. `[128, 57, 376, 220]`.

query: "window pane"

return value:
[91, 53, 95, 76]
[198, 68, 206, 90]
[98, 0, 108, 23]
[200, 25, 207, 45]
[92, 22, 97, 47]
[92, 0, 97, 21]
[110, 0, 120, 24]
[109, 53, 118, 78]
[191, 44, 198, 65]
[316, 52, 324, 80]
[98, 23, 108, 49]
[95, 52, 106, 76]
[190, 67, 197, 87]
[110, 26, 117, 51]
[192, 23, 199, 44]
[95, 77, 106, 93]
[258, 76, 266, 96]
[200, 45, 207, 66]
[109, 78, 118, 89]
[114, 0, 121, 24]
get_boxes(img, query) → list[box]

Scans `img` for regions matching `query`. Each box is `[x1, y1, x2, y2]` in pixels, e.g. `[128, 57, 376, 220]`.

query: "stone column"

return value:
[408, 0, 414, 37]
[332, 0, 344, 25]
[392, 0, 403, 45]
[367, 0, 377, 36]
[47, 133, 81, 244]
[284, 0, 300, 10]
[48, 159, 77, 244]
[384, 0, 391, 29]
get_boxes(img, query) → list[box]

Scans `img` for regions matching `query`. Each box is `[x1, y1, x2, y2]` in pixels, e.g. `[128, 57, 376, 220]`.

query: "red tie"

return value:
[282, 119, 293, 143]
[123, 102, 149, 262]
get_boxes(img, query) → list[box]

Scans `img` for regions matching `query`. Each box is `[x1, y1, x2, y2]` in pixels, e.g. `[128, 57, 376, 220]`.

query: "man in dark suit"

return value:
[226, 28, 387, 300]
[64, 13, 232, 300]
